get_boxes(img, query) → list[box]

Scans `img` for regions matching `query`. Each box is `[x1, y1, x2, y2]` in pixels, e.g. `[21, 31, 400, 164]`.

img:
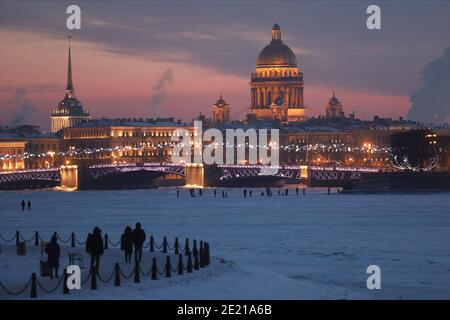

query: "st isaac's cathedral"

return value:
[250, 23, 306, 123]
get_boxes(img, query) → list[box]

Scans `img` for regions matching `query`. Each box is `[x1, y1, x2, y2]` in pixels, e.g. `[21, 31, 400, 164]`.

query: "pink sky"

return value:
[0, 30, 410, 130]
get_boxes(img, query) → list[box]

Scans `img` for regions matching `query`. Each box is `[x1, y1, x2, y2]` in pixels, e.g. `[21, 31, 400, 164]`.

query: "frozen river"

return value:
[1, 187, 449, 299]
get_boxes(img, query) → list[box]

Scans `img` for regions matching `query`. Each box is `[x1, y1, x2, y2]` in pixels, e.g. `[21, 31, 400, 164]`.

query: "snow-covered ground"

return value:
[1, 187, 450, 299]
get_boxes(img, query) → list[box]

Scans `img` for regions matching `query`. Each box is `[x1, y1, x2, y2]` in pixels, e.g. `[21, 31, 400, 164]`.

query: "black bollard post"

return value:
[174, 237, 179, 255]
[30, 273, 37, 298]
[114, 263, 121, 287]
[192, 239, 198, 258]
[165, 256, 171, 278]
[63, 269, 69, 294]
[150, 235, 154, 252]
[90, 266, 97, 290]
[194, 253, 200, 270]
[177, 254, 184, 275]
[71, 232, 75, 248]
[199, 241, 204, 268]
[134, 261, 140, 283]
[151, 257, 158, 280]
[16, 230, 20, 246]
[34, 231, 39, 246]
[205, 242, 210, 266]
[162, 236, 168, 253]
[104, 233, 109, 250]
[187, 253, 193, 273]
[184, 238, 190, 256]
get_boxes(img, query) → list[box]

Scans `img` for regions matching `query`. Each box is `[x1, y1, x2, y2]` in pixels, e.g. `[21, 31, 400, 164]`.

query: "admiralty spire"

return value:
[51, 36, 90, 133]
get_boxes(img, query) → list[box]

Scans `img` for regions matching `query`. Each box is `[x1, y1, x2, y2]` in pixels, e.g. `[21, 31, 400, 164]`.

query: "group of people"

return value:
[178, 187, 310, 199]
[20, 200, 31, 211]
[43, 222, 147, 279]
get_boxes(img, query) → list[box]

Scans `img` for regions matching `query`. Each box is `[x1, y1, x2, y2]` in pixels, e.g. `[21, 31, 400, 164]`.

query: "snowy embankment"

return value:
[1, 187, 450, 299]
[0, 243, 364, 300]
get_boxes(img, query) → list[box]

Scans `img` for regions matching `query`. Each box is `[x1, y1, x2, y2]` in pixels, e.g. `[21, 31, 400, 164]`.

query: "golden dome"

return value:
[256, 24, 298, 68]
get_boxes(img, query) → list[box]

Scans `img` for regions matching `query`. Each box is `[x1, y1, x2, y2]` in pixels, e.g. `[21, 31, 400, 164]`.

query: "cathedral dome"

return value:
[256, 24, 298, 68]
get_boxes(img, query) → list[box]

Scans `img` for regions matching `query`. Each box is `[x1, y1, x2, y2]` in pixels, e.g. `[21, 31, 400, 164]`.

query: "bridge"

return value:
[0, 163, 379, 190]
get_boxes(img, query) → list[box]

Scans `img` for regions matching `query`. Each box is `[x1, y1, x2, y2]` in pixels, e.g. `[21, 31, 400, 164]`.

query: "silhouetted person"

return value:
[87, 227, 104, 271]
[296, 188, 299, 195]
[261, 191, 264, 196]
[121, 226, 133, 263]
[199, 189, 202, 197]
[303, 188, 306, 195]
[176, 189, 179, 198]
[328, 187, 331, 195]
[285, 189, 288, 196]
[21, 200, 25, 211]
[222, 190, 225, 198]
[243, 189, 247, 198]
[214, 189, 217, 198]
[249, 190, 253, 197]
[27, 200, 31, 211]
[278, 190, 281, 196]
[132, 222, 146, 263]
[45, 234, 60, 279]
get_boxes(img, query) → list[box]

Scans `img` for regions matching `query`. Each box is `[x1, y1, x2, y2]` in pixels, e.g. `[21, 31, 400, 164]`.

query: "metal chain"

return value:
[139, 265, 151, 277]
[81, 272, 92, 286]
[97, 268, 116, 283]
[36, 276, 64, 294]
[56, 235, 71, 244]
[118, 266, 135, 279]
[18, 232, 35, 243]
[75, 235, 86, 246]
[0, 278, 32, 296]
[0, 233, 16, 243]
[107, 238, 121, 247]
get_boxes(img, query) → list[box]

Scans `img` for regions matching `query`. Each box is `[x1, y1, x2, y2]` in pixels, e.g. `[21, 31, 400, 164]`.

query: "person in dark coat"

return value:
[21, 200, 25, 211]
[27, 200, 31, 211]
[45, 234, 60, 279]
[87, 227, 104, 271]
[132, 223, 146, 263]
[120, 226, 133, 263]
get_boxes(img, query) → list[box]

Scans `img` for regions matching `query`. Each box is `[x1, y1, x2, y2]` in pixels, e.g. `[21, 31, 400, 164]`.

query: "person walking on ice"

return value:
[27, 200, 31, 211]
[132, 222, 146, 263]
[86, 227, 104, 271]
[121, 226, 133, 263]
[45, 234, 61, 279]
[21, 200, 25, 211]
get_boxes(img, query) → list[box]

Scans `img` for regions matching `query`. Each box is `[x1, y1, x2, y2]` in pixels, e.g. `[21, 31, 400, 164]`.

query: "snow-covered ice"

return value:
[1, 187, 449, 299]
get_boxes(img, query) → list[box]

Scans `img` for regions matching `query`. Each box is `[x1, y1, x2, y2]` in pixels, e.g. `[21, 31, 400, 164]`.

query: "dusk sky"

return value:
[1, 1, 450, 130]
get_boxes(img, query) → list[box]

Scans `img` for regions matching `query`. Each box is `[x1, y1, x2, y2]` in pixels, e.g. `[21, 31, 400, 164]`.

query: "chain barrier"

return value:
[118, 266, 135, 279]
[18, 232, 35, 243]
[139, 265, 151, 277]
[97, 268, 116, 283]
[0, 233, 16, 243]
[107, 238, 121, 247]
[56, 235, 71, 244]
[0, 278, 32, 296]
[36, 276, 64, 294]
[81, 272, 92, 286]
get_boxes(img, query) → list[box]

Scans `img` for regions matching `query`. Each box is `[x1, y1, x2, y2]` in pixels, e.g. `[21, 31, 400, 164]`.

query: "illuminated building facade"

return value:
[212, 94, 230, 124]
[250, 24, 306, 122]
[51, 37, 90, 133]
[62, 118, 194, 164]
[0, 137, 27, 170]
[325, 92, 345, 119]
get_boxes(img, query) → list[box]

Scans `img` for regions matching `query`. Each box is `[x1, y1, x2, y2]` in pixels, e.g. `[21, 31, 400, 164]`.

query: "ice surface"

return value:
[1, 187, 449, 299]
